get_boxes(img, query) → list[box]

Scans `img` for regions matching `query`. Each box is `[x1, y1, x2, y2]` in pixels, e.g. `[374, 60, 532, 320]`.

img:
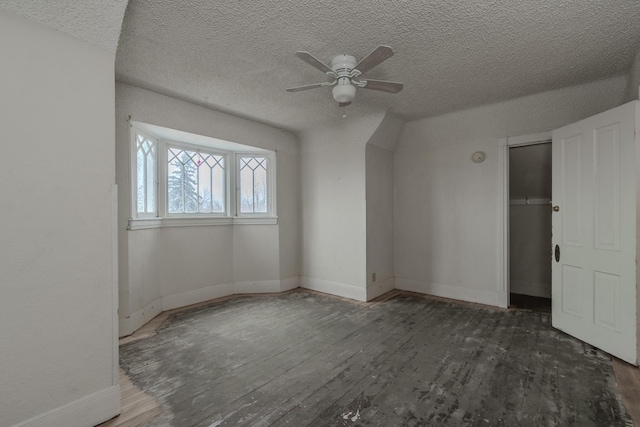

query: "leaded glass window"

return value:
[130, 122, 276, 225]
[136, 133, 157, 215]
[167, 147, 226, 214]
[239, 156, 268, 213]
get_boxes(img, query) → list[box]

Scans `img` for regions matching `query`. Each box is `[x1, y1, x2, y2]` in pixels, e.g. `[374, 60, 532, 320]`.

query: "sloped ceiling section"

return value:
[115, 1, 640, 132]
[0, 0, 128, 53]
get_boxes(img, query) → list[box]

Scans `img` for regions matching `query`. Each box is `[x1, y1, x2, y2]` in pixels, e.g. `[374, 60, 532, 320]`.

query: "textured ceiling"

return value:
[0, 0, 128, 52]
[115, 0, 640, 132]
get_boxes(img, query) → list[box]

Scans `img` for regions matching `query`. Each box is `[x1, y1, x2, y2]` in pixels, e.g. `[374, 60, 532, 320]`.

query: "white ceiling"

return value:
[4, 1, 639, 132]
[114, 0, 640, 132]
[0, 0, 128, 52]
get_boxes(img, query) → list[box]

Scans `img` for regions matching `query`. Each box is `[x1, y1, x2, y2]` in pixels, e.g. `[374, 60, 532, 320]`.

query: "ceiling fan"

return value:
[286, 45, 403, 107]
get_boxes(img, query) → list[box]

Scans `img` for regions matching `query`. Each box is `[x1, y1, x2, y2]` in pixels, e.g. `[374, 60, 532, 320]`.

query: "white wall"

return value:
[395, 75, 628, 306]
[233, 226, 280, 285]
[365, 114, 405, 300]
[299, 112, 386, 301]
[0, 12, 119, 427]
[116, 84, 300, 335]
[275, 136, 300, 282]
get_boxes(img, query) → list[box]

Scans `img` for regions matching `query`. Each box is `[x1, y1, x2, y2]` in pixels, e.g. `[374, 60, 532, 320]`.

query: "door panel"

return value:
[552, 101, 637, 365]
[593, 271, 621, 332]
[561, 264, 583, 317]
[593, 124, 620, 251]
[561, 135, 583, 246]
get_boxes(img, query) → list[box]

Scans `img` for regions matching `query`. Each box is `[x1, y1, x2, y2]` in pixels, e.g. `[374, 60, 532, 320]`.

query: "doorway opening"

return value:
[508, 142, 552, 312]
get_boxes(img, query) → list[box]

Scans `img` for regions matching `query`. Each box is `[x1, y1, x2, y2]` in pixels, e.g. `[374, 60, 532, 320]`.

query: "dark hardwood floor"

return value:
[116, 290, 632, 426]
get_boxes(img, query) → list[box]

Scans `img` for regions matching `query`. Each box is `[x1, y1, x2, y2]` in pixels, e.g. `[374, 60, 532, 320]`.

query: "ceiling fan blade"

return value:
[295, 51, 334, 74]
[354, 46, 394, 75]
[286, 81, 333, 92]
[361, 79, 404, 93]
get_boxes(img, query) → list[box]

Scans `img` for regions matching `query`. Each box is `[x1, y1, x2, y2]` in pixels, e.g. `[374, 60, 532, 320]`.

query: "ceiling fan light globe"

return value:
[332, 84, 356, 103]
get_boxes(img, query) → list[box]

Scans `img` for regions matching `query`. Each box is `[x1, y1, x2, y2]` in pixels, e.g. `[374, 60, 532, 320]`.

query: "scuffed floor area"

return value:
[119, 291, 631, 426]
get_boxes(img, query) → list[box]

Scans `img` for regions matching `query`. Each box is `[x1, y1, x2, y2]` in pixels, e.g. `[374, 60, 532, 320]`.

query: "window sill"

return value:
[128, 216, 278, 230]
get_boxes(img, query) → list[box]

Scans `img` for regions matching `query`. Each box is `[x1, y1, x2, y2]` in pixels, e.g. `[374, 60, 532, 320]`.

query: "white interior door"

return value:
[552, 101, 638, 365]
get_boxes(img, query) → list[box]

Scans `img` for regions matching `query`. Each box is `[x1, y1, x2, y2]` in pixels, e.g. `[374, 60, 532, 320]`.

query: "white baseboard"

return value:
[396, 277, 503, 307]
[234, 280, 282, 294]
[279, 276, 300, 292]
[121, 279, 302, 336]
[162, 279, 301, 309]
[119, 298, 162, 337]
[497, 290, 509, 308]
[161, 282, 234, 311]
[12, 385, 120, 427]
[233, 277, 300, 294]
[366, 277, 395, 301]
[300, 276, 367, 301]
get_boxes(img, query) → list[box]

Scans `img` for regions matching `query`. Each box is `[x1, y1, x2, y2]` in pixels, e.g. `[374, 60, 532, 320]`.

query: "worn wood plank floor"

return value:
[117, 291, 633, 427]
[97, 369, 163, 427]
[613, 358, 640, 426]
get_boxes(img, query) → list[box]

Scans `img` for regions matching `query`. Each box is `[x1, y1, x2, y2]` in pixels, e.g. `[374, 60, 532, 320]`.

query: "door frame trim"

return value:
[497, 132, 552, 308]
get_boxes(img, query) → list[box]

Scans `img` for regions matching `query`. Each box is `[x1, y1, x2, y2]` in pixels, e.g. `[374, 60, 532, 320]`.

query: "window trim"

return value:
[128, 121, 277, 229]
[127, 216, 277, 231]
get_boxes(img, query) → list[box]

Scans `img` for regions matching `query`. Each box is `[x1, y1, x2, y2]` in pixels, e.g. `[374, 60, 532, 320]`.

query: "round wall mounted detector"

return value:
[472, 151, 486, 163]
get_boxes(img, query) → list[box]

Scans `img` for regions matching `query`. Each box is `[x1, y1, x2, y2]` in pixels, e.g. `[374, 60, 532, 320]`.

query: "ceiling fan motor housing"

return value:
[330, 55, 357, 74]
[331, 55, 357, 103]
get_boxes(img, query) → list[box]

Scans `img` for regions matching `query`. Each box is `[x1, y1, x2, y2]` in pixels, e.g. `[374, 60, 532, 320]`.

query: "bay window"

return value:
[129, 121, 276, 229]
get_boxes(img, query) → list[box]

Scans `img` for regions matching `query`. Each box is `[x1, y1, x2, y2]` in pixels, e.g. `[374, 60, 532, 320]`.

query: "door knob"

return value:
[555, 245, 560, 262]
[553, 205, 560, 212]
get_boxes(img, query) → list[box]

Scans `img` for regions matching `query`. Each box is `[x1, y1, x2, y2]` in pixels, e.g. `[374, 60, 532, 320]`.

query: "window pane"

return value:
[240, 156, 268, 213]
[198, 166, 212, 213]
[167, 156, 185, 213]
[145, 144, 156, 212]
[211, 165, 224, 213]
[184, 150, 198, 213]
[167, 147, 225, 214]
[136, 134, 156, 215]
[254, 165, 267, 213]
[136, 148, 145, 213]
